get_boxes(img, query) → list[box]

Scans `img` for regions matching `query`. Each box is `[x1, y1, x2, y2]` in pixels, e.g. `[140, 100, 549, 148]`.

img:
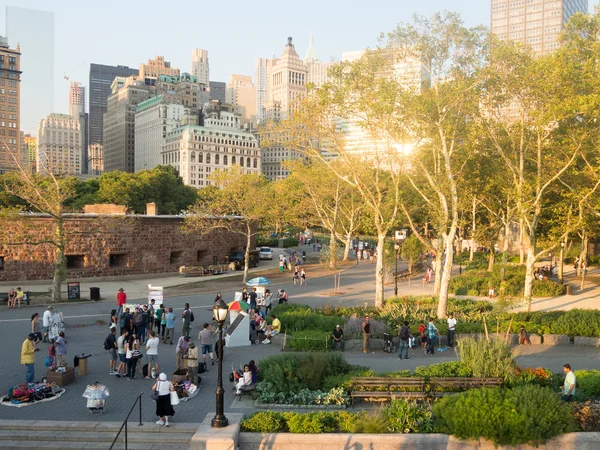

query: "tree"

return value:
[183, 166, 270, 283]
[401, 235, 424, 273]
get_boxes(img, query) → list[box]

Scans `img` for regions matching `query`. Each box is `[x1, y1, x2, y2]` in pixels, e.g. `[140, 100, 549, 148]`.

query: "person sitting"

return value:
[519, 325, 531, 345]
[263, 314, 281, 344]
[235, 364, 253, 395]
[278, 289, 288, 304]
[331, 325, 345, 351]
[248, 360, 259, 384]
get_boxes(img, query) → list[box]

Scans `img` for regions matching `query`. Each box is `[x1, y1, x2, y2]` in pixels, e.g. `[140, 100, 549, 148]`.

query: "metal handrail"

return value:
[109, 391, 144, 450]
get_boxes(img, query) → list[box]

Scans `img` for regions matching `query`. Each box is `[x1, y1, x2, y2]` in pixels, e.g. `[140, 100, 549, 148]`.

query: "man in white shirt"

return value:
[145, 330, 159, 379]
[562, 364, 576, 402]
[42, 306, 53, 342]
[447, 313, 457, 348]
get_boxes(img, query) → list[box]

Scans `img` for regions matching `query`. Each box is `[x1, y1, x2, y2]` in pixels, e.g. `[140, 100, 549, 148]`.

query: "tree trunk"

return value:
[433, 237, 443, 295]
[519, 218, 525, 265]
[488, 250, 495, 272]
[580, 232, 589, 291]
[523, 247, 536, 312]
[329, 229, 337, 270]
[437, 234, 455, 319]
[343, 236, 351, 261]
[51, 221, 66, 303]
[470, 197, 476, 262]
[408, 257, 413, 273]
[243, 226, 252, 283]
[374, 234, 386, 308]
[577, 231, 586, 277]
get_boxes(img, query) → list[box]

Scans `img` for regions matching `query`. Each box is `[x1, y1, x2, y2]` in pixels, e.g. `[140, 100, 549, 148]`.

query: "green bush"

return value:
[434, 385, 578, 445]
[550, 310, 600, 338]
[285, 412, 339, 433]
[286, 330, 332, 352]
[241, 411, 287, 432]
[382, 400, 434, 433]
[457, 336, 516, 382]
[282, 237, 299, 248]
[271, 304, 344, 333]
[413, 362, 473, 378]
[257, 237, 279, 247]
[323, 367, 376, 391]
[574, 370, 600, 400]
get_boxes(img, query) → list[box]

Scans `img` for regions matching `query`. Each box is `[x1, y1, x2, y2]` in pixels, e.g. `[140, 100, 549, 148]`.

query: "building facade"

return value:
[21, 133, 37, 172]
[88, 143, 103, 175]
[134, 96, 188, 172]
[0, 36, 21, 173]
[68, 81, 85, 117]
[491, 0, 588, 55]
[254, 58, 269, 124]
[0, 213, 252, 281]
[154, 73, 209, 116]
[88, 63, 138, 146]
[37, 113, 82, 175]
[226, 74, 257, 125]
[139, 56, 180, 86]
[162, 101, 261, 187]
[190, 49, 210, 86]
[209, 81, 226, 103]
[103, 77, 153, 172]
[5, 6, 53, 136]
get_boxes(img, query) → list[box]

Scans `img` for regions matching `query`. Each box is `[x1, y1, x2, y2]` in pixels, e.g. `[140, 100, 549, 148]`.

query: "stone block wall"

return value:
[0, 214, 253, 281]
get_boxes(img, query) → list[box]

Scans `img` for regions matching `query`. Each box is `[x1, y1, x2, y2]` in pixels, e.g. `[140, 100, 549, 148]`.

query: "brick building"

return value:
[0, 213, 252, 281]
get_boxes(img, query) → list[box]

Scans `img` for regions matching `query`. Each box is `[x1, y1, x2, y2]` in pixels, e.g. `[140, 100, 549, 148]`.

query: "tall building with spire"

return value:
[304, 33, 319, 62]
[190, 49, 210, 86]
[491, 0, 588, 55]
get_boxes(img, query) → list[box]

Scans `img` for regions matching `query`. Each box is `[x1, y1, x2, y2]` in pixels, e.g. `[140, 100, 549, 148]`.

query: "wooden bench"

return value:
[0, 292, 31, 306]
[393, 270, 412, 280]
[429, 377, 503, 397]
[179, 266, 208, 277]
[350, 377, 426, 404]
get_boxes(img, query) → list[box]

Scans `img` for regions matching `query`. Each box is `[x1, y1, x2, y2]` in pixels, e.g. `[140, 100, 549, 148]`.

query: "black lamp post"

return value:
[394, 242, 400, 296]
[559, 241, 565, 283]
[211, 298, 229, 428]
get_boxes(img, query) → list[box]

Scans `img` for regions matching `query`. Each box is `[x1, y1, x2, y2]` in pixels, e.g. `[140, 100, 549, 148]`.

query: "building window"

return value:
[198, 153, 203, 163]
[0, 256, 4, 270]
[170, 251, 184, 265]
[66, 255, 86, 269]
[206, 154, 211, 164]
[196, 250, 208, 263]
[109, 253, 128, 268]
[224, 155, 228, 165]
[215, 154, 220, 165]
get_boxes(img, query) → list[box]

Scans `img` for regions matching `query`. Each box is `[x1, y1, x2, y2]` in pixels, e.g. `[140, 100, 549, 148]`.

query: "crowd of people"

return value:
[6, 287, 26, 309]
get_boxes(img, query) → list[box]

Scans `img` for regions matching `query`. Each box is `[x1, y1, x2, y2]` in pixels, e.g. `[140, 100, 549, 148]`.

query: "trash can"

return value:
[565, 285, 573, 296]
[89, 287, 101, 301]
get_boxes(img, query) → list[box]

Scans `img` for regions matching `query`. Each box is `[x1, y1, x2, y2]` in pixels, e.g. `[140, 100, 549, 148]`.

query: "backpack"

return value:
[133, 313, 144, 327]
[103, 335, 112, 350]
[119, 313, 126, 329]
[198, 361, 206, 373]
[190, 311, 195, 322]
[400, 326, 410, 341]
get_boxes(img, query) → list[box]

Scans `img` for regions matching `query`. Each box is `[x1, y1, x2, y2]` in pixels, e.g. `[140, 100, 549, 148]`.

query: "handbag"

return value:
[131, 350, 143, 359]
[170, 390, 180, 406]
[151, 390, 160, 401]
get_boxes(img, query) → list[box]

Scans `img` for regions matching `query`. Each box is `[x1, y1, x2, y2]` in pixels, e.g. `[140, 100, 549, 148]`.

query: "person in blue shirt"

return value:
[163, 307, 176, 345]
[426, 317, 439, 355]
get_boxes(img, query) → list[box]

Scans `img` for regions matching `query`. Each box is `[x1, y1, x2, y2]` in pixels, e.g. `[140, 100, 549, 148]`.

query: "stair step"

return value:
[0, 430, 193, 444]
[0, 420, 198, 434]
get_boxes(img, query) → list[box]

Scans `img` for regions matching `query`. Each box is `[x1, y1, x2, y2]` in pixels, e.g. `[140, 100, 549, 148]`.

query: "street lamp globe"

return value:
[212, 298, 228, 323]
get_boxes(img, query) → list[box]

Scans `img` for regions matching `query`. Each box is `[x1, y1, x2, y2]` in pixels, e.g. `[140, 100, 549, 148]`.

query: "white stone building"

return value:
[37, 113, 82, 175]
[190, 49, 210, 86]
[162, 101, 261, 187]
[226, 74, 257, 126]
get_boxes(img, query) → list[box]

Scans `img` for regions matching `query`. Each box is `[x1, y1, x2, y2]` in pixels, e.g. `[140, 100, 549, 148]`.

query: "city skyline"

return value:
[4, 0, 599, 132]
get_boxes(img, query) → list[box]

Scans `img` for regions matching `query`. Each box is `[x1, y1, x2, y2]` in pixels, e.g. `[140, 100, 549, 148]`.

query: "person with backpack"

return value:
[115, 328, 129, 377]
[418, 321, 428, 353]
[120, 307, 133, 334]
[182, 303, 193, 339]
[134, 306, 148, 345]
[398, 321, 412, 360]
[105, 326, 118, 374]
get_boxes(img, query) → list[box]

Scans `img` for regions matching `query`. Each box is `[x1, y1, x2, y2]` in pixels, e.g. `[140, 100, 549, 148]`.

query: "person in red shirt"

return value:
[117, 288, 127, 317]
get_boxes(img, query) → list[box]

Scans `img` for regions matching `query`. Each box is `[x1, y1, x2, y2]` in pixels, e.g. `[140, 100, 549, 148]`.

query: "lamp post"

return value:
[394, 242, 400, 296]
[559, 241, 565, 283]
[211, 298, 229, 428]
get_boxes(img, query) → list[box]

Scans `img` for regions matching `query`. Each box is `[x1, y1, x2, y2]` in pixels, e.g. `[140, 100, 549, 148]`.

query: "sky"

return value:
[2, 0, 600, 116]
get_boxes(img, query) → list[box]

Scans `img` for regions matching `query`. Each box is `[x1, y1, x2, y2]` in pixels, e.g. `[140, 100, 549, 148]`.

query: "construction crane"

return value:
[63, 63, 85, 81]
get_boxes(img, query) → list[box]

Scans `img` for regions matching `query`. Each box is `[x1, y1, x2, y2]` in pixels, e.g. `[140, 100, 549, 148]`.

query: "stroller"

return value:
[383, 333, 396, 353]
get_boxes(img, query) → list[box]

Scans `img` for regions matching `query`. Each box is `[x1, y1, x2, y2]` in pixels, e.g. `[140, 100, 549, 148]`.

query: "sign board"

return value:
[225, 311, 251, 348]
[255, 286, 266, 306]
[67, 282, 80, 300]
[234, 291, 243, 302]
[395, 229, 408, 241]
[148, 285, 163, 306]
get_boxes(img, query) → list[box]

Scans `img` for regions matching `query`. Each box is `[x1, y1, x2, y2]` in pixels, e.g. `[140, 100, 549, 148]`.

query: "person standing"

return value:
[115, 329, 129, 378]
[418, 321, 428, 353]
[155, 305, 165, 339]
[148, 299, 156, 333]
[185, 342, 199, 385]
[293, 266, 299, 285]
[116, 288, 127, 317]
[54, 332, 67, 367]
[110, 309, 119, 328]
[120, 307, 133, 334]
[106, 326, 118, 375]
[164, 308, 176, 344]
[562, 364, 576, 402]
[447, 313, 457, 348]
[21, 333, 39, 382]
[249, 288, 258, 310]
[398, 321, 412, 360]
[279, 257, 285, 273]
[182, 303, 192, 339]
[152, 373, 175, 427]
[42, 306, 53, 343]
[146, 330, 160, 379]
[31, 313, 42, 343]
[175, 335, 190, 370]
[300, 268, 306, 286]
[198, 322, 216, 366]
[362, 316, 371, 353]
[133, 307, 148, 345]
[124, 334, 138, 380]
[519, 325, 531, 345]
[426, 317, 439, 355]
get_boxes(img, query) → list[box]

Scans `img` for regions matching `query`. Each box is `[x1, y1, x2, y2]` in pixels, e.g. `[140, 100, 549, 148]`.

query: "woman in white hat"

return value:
[152, 373, 175, 426]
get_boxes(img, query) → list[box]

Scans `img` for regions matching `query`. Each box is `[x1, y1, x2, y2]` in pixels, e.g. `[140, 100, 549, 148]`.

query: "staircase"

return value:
[0, 420, 198, 449]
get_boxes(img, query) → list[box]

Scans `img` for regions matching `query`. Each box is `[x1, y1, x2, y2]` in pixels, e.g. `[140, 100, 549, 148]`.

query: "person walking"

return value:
[561, 364, 576, 402]
[146, 330, 160, 379]
[42, 306, 53, 343]
[159, 305, 167, 340]
[175, 335, 190, 370]
[164, 308, 176, 344]
[125, 333, 138, 380]
[418, 321, 428, 352]
[519, 325, 531, 345]
[105, 326, 118, 375]
[362, 316, 371, 353]
[182, 303, 192, 339]
[198, 322, 216, 366]
[31, 313, 42, 343]
[115, 329, 129, 377]
[152, 373, 175, 427]
[300, 268, 306, 286]
[110, 309, 119, 329]
[398, 321, 412, 360]
[21, 333, 39, 383]
[116, 288, 126, 317]
[185, 342, 199, 385]
[293, 266, 299, 285]
[426, 317, 439, 356]
[54, 332, 67, 367]
[249, 288, 258, 310]
[447, 313, 457, 348]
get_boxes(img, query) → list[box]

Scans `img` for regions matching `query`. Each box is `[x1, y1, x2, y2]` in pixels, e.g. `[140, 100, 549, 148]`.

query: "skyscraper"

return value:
[138, 56, 180, 86]
[190, 49, 209, 86]
[37, 113, 82, 175]
[5, 6, 54, 135]
[254, 58, 269, 123]
[68, 81, 85, 117]
[491, 0, 588, 55]
[226, 74, 257, 125]
[89, 63, 138, 146]
[209, 81, 226, 103]
[0, 36, 21, 173]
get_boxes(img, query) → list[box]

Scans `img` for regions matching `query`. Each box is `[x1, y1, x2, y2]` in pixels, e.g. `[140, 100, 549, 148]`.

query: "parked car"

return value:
[259, 247, 273, 260]
[228, 250, 259, 270]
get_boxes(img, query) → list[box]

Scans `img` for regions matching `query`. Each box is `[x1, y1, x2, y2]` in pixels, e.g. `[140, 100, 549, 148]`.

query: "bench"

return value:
[179, 266, 208, 277]
[232, 382, 257, 401]
[0, 292, 31, 306]
[350, 377, 427, 404]
[429, 377, 503, 397]
[393, 270, 411, 280]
